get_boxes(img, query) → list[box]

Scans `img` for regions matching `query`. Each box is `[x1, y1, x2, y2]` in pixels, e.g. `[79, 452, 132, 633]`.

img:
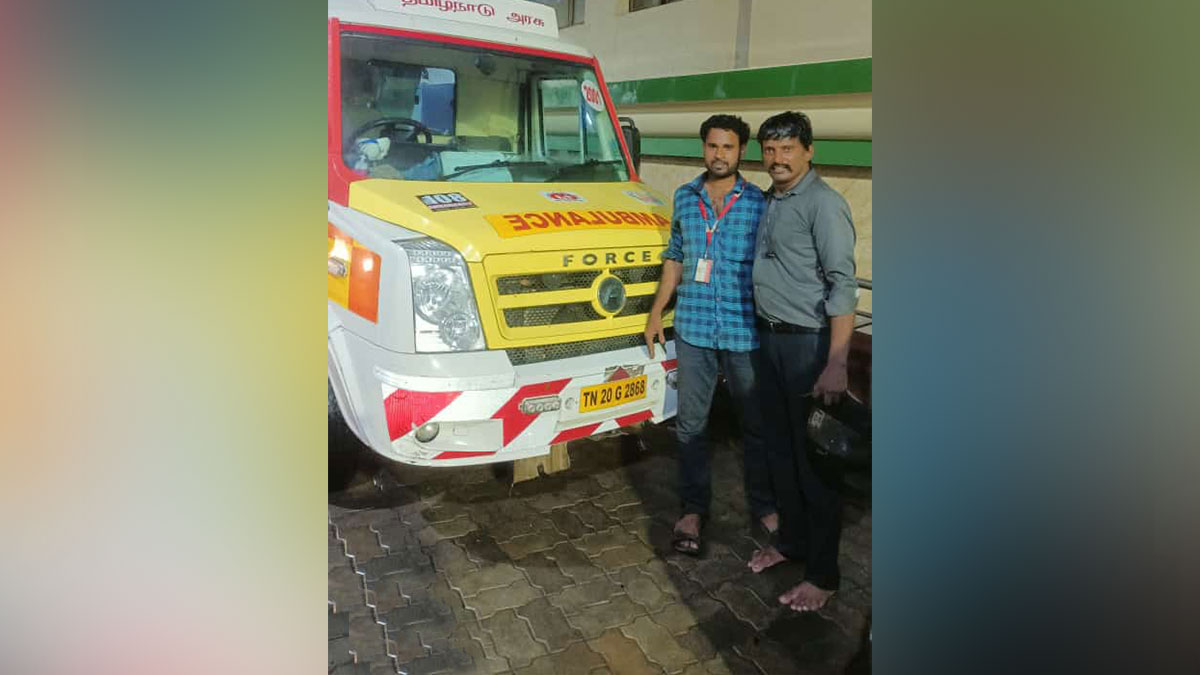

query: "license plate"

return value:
[579, 375, 647, 413]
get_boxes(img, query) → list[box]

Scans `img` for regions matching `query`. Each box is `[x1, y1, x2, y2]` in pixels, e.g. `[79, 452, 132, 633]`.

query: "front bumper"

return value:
[330, 326, 678, 466]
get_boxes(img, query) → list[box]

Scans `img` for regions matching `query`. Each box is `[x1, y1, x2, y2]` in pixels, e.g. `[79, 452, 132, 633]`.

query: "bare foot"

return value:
[747, 546, 787, 573]
[779, 581, 835, 612]
[759, 512, 779, 534]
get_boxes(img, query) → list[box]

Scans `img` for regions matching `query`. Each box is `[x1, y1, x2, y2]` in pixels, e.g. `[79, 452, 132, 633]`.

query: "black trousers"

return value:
[756, 328, 844, 591]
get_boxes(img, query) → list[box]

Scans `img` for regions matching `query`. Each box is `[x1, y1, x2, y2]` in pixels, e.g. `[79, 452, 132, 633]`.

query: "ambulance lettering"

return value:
[485, 211, 668, 238]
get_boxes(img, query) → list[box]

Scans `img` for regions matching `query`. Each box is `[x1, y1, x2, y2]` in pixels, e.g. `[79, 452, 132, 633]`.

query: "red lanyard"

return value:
[698, 189, 742, 250]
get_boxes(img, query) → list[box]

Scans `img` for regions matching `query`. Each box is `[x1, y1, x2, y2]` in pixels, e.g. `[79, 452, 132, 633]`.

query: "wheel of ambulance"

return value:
[328, 381, 364, 492]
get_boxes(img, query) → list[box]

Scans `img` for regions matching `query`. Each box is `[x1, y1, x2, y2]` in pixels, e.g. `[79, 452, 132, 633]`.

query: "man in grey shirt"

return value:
[744, 111, 858, 614]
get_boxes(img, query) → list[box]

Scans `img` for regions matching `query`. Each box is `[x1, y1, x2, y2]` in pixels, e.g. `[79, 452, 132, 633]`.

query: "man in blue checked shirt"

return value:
[644, 114, 777, 556]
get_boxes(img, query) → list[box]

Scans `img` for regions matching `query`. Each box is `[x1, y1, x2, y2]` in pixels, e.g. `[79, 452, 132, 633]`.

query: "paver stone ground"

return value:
[330, 400, 870, 674]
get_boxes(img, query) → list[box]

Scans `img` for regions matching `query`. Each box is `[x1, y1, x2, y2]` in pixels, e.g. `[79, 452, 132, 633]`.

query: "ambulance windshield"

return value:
[340, 32, 630, 183]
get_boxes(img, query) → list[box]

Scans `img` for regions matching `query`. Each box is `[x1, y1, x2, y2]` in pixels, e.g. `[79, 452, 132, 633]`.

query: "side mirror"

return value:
[618, 116, 641, 174]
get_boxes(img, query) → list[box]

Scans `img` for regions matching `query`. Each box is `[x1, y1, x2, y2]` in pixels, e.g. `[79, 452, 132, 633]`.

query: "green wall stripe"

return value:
[609, 58, 871, 105]
[640, 137, 871, 168]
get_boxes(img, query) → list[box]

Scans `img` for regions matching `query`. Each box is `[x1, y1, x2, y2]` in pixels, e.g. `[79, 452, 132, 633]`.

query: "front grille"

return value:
[496, 271, 600, 295]
[490, 251, 665, 337]
[504, 302, 603, 327]
[506, 328, 674, 366]
[615, 295, 656, 317]
[612, 265, 662, 285]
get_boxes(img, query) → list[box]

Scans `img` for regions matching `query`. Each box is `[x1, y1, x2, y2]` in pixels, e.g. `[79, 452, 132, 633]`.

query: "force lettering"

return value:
[562, 250, 655, 268]
[485, 210, 669, 238]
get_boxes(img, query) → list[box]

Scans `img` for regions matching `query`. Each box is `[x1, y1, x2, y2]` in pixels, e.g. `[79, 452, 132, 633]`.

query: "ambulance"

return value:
[327, 0, 679, 471]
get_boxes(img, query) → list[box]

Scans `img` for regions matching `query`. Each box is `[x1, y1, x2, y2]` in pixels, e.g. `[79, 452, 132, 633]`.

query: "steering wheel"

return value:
[349, 117, 435, 145]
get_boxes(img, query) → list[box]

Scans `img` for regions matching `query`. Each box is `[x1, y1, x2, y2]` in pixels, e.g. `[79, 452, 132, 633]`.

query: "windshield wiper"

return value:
[442, 159, 552, 180]
[547, 158, 627, 181]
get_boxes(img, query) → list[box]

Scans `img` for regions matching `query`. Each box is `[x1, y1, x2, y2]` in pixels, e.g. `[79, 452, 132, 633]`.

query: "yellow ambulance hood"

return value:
[347, 180, 673, 261]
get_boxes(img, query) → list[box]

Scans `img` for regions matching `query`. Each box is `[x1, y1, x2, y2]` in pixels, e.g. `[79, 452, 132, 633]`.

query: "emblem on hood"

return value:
[418, 192, 476, 211]
[596, 276, 627, 315]
[542, 190, 586, 203]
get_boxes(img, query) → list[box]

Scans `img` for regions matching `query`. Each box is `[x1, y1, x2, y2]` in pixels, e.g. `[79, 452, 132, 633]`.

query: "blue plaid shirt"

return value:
[663, 173, 766, 352]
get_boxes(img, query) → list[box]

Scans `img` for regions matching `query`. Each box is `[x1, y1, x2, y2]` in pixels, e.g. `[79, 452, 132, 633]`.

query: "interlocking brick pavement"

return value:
[330, 403, 871, 674]
[515, 551, 574, 594]
[621, 615, 699, 673]
[511, 640, 607, 675]
[612, 567, 672, 614]
[463, 578, 543, 620]
[480, 608, 547, 668]
[547, 577, 625, 616]
[588, 628, 665, 675]
[515, 597, 584, 652]
[546, 542, 606, 584]
[565, 593, 649, 640]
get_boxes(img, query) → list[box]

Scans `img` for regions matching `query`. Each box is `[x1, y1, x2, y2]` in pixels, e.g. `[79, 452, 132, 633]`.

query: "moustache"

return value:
[770, 164, 792, 171]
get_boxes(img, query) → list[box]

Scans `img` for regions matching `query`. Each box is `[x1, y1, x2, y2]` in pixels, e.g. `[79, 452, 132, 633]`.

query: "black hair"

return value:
[699, 114, 751, 147]
[756, 111, 814, 149]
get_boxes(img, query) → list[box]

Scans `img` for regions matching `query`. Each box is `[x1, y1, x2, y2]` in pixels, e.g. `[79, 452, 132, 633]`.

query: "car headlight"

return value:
[400, 239, 486, 352]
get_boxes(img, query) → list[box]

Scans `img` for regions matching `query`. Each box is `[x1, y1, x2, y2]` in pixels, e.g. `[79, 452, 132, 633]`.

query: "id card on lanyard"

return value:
[695, 189, 742, 283]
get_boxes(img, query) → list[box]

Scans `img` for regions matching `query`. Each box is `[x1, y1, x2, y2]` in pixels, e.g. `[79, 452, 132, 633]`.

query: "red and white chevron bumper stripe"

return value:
[381, 359, 678, 465]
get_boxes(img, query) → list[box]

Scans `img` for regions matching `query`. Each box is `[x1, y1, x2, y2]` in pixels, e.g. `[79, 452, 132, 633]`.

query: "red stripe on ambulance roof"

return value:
[384, 389, 462, 441]
[551, 423, 601, 445]
[492, 379, 571, 447]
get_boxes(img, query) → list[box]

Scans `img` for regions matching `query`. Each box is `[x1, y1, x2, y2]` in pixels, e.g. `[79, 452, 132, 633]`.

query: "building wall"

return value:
[560, 0, 872, 80]
[561, 0, 743, 81]
[747, 0, 872, 67]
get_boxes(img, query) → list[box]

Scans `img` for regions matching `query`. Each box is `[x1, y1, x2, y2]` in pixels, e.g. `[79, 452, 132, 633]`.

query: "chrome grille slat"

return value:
[615, 295, 656, 318]
[496, 271, 600, 295]
[492, 261, 663, 331]
[506, 328, 674, 366]
[504, 302, 603, 327]
[612, 266, 662, 285]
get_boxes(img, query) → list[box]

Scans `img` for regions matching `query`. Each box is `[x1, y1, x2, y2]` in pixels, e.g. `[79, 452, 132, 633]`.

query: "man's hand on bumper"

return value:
[644, 311, 667, 358]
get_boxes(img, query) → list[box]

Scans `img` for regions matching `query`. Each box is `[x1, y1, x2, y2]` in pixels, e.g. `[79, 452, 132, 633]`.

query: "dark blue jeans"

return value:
[756, 328, 843, 591]
[675, 337, 775, 523]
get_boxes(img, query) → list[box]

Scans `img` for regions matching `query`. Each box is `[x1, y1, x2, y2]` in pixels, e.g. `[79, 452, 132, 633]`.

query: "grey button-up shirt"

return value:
[753, 168, 858, 328]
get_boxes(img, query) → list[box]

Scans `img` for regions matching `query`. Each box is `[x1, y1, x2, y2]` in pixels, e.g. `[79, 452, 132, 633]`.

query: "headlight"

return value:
[400, 239, 486, 352]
